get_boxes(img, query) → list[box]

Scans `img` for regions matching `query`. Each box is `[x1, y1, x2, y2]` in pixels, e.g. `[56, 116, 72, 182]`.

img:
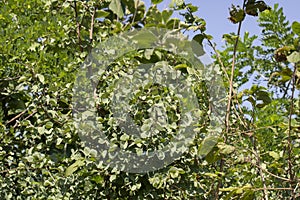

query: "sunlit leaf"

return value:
[198, 136, 218, 157]
[287, 51, 300, 63]
[291, 21, 300, 36]
[151, 0, 163, 5]
[109, 0, 124, 18]
[65, 159, 85, 176]
[269, 151, 280, 160]
[96, 10, 110, 18]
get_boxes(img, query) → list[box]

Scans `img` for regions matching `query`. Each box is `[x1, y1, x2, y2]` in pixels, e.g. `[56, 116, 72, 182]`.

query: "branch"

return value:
[215, 1, 247, 199]
[249, 161, 291, 182]
[12, 110, 38, 128]
[0, 76, 20, 81]
[89, 7, 96, 44]
[5, 109, 27, 125]
[207, 40, 248, 131]
[225, 12, 244, 134]
[207, 40, 230, 83]
[88, 6, 97, 98]
[254, 187, 294, 191]
[73, 0, 83, 52]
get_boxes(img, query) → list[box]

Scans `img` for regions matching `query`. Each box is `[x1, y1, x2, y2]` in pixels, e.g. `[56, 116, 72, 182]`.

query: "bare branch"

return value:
[6, 109, 27, 125]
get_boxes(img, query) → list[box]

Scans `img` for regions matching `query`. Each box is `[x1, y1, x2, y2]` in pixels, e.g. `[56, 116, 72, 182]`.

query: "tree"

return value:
[0, 0, 299, 199]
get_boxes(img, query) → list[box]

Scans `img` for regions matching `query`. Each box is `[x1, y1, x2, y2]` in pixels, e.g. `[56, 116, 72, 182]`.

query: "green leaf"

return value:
[203, 172, 218, 178]
[205, 147, 221, 163]
[162, 10, 173, 23]
[144, 48, 154, 60]
[120, 134, 130, 141]
[192, 34, 205, 56]
[192, 34, 204, 45]
[91, 175, 104, 184]
[222, 34, 239, 44]
[45, 121, 53, 129]
[186, 4, 198, 12]
[169, 0, 184, 8]
[269, 151, 280, 160]
[217, 143, 235, 155]
[151, 0, 163, 5]
[65, 159, 85, 176]
[228, 5, 245, 24]
[96, 10, 110, 18]
[220, 187, 238, 192]
[198, 136, 218, 157]
[36, 74, 45, 84]
[291, 21, 300, 36]
[131, 30, 157, 46]
[166, 18, 181, 29]
[109, 0, 124, 18]
[241, 190, 255, 200]
[287, 51, 300, 63]
[174, 64, 188, 70]
[109, 174, 117, 182]
[169, 167, 184, 178]
[18, 76, 27, 83]
[256, 90, 271, 105]
[37, 126, 45, 135]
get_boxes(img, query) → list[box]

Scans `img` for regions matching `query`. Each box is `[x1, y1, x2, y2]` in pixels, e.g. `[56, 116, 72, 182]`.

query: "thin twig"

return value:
[207, 40, 230, 83]
[249, 161, 291, 182]
[249, 99, 269, 200]
[88, 6, 97, 97]
[89, 7, 96, 44]
[254, 187, 294, 191]
[0, 76, 20, 81]
[23, 110, 37, 121]
[74, 0, 83, 52]
[215, 1, 246, 199]
[131, 0, 139, 25]
[225, 10, 244, 134]
[207, 40, 249, 131]
[6, 109, 27, 125]
[253, 142, 269, 200]
[13, 110, 37, 128]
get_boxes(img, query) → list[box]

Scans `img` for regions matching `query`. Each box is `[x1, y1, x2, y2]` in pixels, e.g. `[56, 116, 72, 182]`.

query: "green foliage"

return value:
[109, 0, 124, 18]
[245, 0, 270, 16]
[215, 2, 300, 199]
[228, 5, 245, 24]
[292, 21, 300, 36]
[0, 0, 299, 199]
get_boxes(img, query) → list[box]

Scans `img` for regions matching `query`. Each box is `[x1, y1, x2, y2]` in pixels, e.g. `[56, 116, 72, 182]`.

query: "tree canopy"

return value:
[0, 0, 299, 199]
